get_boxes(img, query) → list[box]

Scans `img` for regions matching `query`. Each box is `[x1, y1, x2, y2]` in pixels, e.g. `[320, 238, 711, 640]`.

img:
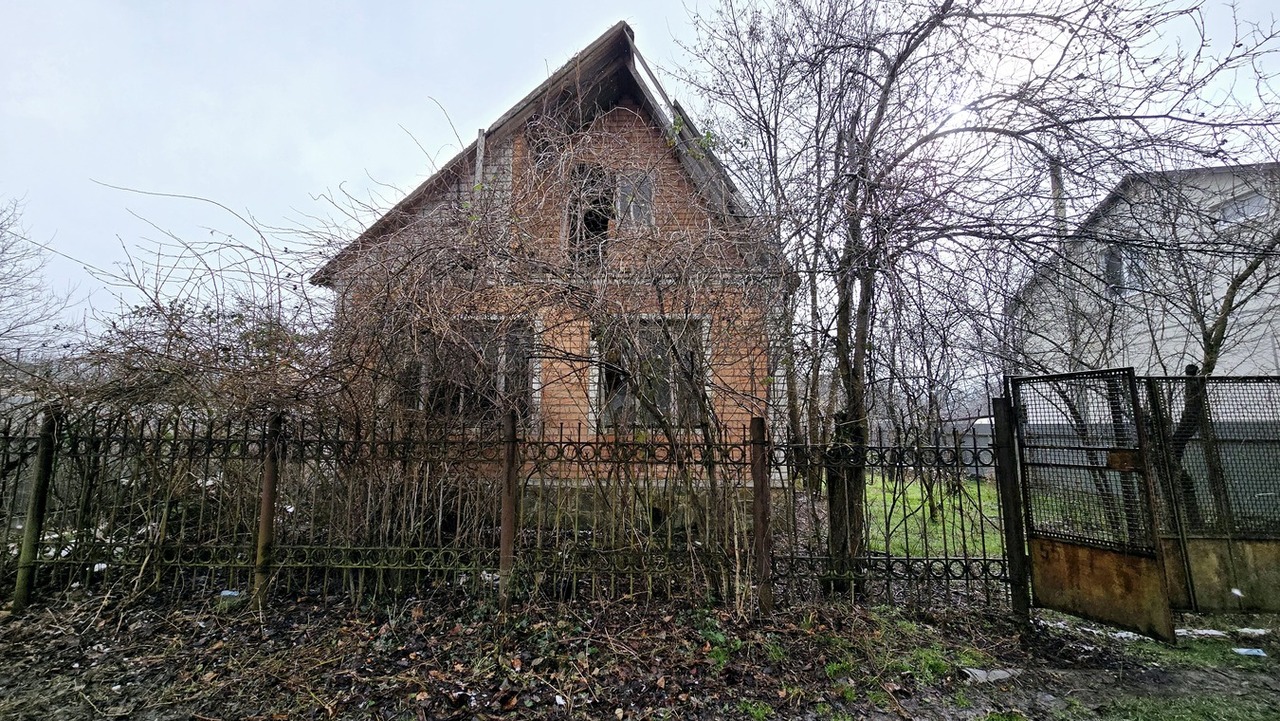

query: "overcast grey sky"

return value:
[2, 0, 1276, 322]
[1, 1, 697, 316]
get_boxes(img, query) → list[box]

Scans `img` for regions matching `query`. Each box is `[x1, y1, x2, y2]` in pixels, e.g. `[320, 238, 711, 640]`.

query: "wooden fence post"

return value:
[499, 410, 518, 612]
[13, 407, 60, 612]
[751, 417, 773, 614]
[992, 396, 1031, 627]
[253, 412, 283, 608]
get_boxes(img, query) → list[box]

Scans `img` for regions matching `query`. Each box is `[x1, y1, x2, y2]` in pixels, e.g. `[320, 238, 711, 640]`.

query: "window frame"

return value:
[405, 316, 538, 428]
[590, 316, 709, 432]
[1216, 190, 1269, 225]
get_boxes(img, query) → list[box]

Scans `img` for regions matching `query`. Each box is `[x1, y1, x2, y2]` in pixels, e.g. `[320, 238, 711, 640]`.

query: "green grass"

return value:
[1099, 696, 1280, 720]
[862, 472, 1006, 558]
[736, 699, 774, 720]
[1130, 638, 1275, 672]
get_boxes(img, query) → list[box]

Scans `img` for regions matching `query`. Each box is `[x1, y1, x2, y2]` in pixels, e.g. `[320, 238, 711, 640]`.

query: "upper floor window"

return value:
[1218, 191, 1269, 225]
[404, 318, 535, 426]
[617, 172, 655, 227]
[568, 164, 615, 265]
[1103, 243, 1145, 296]
[568, 166, 656, 265]
[596, 318, 705, 430]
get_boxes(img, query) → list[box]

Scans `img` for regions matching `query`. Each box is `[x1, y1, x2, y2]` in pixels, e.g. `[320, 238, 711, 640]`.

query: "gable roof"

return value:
[312, 22, 745, 287]
[1010, 161, 1280, 311]
[1075, 161, 1280, 234]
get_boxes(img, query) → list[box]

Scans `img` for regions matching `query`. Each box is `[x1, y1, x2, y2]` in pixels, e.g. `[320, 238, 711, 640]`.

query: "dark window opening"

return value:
[416, 319, 534, 426]
[1104, 243, 1145, 296]
[569, 164, 615, 265]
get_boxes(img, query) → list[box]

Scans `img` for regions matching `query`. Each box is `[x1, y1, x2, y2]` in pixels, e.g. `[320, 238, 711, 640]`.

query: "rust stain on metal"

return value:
[1030, 538, 1175, 643]
[1162, 537, 1280, 613]
[1106, 449, 1140, 472]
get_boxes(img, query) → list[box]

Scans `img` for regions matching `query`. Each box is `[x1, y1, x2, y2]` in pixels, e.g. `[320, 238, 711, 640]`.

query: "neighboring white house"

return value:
[1012, 163, 1280, 377]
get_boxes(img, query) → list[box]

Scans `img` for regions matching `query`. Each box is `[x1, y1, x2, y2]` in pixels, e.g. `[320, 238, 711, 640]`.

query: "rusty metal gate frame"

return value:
[1010, 368, 1175, 642]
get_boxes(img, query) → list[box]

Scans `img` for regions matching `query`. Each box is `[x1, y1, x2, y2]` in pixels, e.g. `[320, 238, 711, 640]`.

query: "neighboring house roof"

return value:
[1011, 161, 1280, 311]
[1075, 161, 1280, 234]
[312, 21, 746, 287]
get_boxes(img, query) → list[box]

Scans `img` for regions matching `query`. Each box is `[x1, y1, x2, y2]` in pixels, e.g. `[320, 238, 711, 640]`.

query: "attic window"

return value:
[1218, 191, 1268, 224]
[569, 164, 615, 265]
[617, 172, 655, 227]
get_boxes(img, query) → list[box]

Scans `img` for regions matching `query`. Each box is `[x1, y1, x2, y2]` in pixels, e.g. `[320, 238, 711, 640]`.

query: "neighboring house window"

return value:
[412, 319, 534, 425]
[568, 164, 615, 265]
[617, 172, 655, 227]
[596, 318, 706, 429]
[1103, 243, 1145, 296]
[1217, 191, 1269, 224]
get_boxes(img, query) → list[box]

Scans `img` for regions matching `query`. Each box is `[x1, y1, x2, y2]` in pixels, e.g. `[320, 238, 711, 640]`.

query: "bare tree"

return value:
[0, 200, 67, 361]
[680, 0, 1280, 573]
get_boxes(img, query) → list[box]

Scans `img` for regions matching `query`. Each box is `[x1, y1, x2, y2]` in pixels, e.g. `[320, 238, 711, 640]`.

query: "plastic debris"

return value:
[1175, 628, 1228, 639]
[1231, 588, 1245, 598]
[1237, 628, 1271, 639]
[1112, 631, 1141, 641]
[963, 668, 1023, 683]
[1232, 648, 1267, 657]
[219, 590, 241, 598]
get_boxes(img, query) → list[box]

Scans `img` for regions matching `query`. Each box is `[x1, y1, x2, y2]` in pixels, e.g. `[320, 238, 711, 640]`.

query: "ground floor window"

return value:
[404, 318, 534, 426]
[596, 318, 705, 429]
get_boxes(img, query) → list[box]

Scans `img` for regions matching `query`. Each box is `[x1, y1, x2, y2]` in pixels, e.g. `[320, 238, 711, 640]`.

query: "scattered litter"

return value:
[1176, 628, 1229, 639]
[555, 695, 566, 707]
[219, 590, 241, 599]
[963, 668, 1023, 683]
[1231, 588, 1245, 598]
[1237, 628, 1271, 639]
[1112, 631, 1141, 641]
[1233, 648, 1268, 657]
[93, 562, 107, 573]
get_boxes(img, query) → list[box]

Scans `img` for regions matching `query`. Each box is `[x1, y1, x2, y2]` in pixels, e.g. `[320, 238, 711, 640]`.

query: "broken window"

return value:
[568, 164, 615, 265]
[596, 319, 705, 429]
[415, 319, 534, 426]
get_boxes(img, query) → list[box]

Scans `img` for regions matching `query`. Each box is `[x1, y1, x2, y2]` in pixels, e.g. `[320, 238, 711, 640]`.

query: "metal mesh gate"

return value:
[1010, 368, 1174, 641]
[1012, 368, 1157, 554]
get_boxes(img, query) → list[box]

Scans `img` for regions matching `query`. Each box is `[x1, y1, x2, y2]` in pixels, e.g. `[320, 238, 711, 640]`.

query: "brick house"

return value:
[313, 23, 777, 440]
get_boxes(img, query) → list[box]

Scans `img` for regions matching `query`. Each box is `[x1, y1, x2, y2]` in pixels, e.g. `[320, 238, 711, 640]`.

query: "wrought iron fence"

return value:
[0, 404, 1005, 609]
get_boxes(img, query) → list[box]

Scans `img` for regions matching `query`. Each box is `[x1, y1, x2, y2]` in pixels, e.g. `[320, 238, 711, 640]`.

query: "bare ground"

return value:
[1, 588, 1276, 720]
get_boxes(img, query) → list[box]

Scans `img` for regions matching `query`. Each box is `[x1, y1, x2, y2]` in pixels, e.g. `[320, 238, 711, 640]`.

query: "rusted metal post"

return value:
[992, 396, 1030, 627]
[13, 408, 60, 612]
[253, 412, 283, 608]
[499, 410, 518, 612]
[750, 417, 773, 614]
